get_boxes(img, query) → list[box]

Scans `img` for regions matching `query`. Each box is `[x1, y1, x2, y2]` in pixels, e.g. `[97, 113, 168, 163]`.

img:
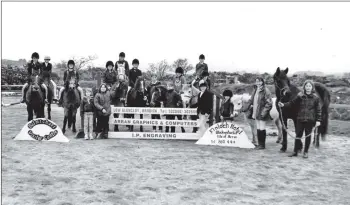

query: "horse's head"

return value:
[29, 77, 41, 93]
[231, 93, 251, 112]
[273, 67, 291, 99]
[67, 79, 77, 91]
[135, 77, 145, 92]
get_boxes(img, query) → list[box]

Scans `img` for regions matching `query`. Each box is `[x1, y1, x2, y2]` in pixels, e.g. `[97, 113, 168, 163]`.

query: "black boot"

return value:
[255, 130, 262, 149]
[257, 130, 266, 150]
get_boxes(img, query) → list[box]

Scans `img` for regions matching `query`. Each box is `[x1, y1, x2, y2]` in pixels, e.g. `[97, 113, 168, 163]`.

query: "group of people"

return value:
[20, 52, 322, 158]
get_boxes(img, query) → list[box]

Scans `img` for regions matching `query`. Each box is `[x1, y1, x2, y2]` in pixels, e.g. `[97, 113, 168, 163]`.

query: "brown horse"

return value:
[62, 79, 81, 134]
[110, 78, 129, 131]
[42, 72, 55, 120]
[25, 76, 45, 121]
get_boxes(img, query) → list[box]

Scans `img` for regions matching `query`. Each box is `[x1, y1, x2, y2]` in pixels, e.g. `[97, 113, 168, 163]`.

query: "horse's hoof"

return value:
[279, 148, 286, 153]
[62, 129, 66, 134]
[72, 128, 77, 133]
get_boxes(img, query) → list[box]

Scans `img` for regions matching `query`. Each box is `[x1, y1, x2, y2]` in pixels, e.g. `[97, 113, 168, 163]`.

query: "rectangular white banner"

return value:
[108, 132, 201, 140]
[111, 118, 199, 127]
[111, 107, 197, 115]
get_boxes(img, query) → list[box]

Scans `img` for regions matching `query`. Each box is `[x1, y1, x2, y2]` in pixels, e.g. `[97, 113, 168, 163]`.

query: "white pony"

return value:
[231, 94, 283, 145]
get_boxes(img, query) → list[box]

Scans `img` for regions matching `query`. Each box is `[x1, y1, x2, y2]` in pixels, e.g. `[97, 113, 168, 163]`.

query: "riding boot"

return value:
[255, 130, 262, 149]
[21, 86, 28, 103]
[257, 130, 266, 149]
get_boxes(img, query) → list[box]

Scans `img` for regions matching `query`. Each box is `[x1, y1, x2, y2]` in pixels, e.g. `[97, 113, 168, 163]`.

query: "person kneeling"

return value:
[220, 89, 235, 122]
[94, 83, 112, 139]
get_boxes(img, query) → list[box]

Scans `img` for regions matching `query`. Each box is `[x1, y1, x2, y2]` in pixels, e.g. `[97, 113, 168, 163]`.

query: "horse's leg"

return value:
[114, 104, 119, 132]
[27, 104, 33, 122]
[62, 108, 68, 134]
[72, 109, 77, 133]
[280, 117, 288, 152]
[130, 114, 134, 132]
[140, 114, 143, 132]
[275, 118, 283, 144]
[47, 103, 51, 120]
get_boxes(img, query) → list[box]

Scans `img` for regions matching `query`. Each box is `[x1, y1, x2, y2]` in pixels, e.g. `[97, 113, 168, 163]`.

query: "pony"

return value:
[149, 84, 168, 131]
[126, 77, 148, 132]
[62, 79, 81, 134]
[110, 77, 129, 131]
[182, 83, 201, 133]
[41, 71, 54, 120]
[25, 76, 45, 121]
[273, 67, 330, 151]
[231, 94, 283, 145]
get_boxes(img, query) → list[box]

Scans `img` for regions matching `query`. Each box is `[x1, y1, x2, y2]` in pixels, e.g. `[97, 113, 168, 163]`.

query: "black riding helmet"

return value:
[67, 60, 75, 68]
[132, 59, 139, 65]
[31, 52, 39, 59]
[199, 54, 205, 60]
[119, 52, 125, 58]
[106, 61, 114, 68]
[223, 89, 233, 97]
[175, 67, 184, 74]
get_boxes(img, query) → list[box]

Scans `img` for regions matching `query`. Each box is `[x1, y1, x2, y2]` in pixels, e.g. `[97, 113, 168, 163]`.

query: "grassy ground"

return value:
[2, 96, 350, 205]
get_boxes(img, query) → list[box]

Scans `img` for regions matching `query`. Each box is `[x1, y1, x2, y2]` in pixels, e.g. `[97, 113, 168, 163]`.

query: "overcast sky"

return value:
[2, 2, 350, 74]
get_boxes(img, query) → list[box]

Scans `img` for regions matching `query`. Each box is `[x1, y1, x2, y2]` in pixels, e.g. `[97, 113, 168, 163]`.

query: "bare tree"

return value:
[72, 55, 98, 70]
[148, 60, 172, 80]
[172, 58, 194, 75]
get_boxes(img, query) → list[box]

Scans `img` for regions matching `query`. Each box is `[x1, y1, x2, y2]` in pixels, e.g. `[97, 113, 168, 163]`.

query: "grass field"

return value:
[1, 96, 350, 205]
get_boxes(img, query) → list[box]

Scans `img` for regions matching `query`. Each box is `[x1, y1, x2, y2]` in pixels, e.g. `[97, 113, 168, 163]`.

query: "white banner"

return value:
[108, 132, 201, 140]
[111, 118, 199, 127]
[111, 107, 197, 115]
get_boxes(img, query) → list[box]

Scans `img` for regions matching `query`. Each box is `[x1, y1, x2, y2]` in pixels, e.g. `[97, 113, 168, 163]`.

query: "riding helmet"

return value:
[199, 54, 205, 60]
[44, 56, 51, 60]
[223, 89, 233, 97]
[132, 59, 139, 65]
[119, 52, 125, 57]
[106, 61, 114, 68]
[175, 67, 184, 74]
[67, 60, 75, 67]
[31, 52, 39, 59]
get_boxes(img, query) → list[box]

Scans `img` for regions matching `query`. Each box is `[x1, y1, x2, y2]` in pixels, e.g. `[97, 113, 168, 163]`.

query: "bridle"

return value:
[274, 79, 289, 101]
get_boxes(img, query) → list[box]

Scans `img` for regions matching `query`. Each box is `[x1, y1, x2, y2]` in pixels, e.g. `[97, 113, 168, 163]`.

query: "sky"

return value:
[2, 2, 350, 74]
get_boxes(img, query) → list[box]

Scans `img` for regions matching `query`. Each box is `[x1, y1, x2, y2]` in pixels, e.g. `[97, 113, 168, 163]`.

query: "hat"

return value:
[67, 60, 75, 66]
[199, 54, 205, 60]
[132, 59, 139, 65]
[31, 52, 39, 59]
[223, 90, 233, 97]
[119, 52, 125, 57]
[106, 61, 114, 68]
[44, 56, 51, 60]
[201, 71, 209, 77]
[175, 67, 184, 74]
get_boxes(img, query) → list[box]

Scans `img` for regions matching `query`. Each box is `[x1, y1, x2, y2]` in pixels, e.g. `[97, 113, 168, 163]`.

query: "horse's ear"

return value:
[276, 67, 281, 75]
[285, 67, 289, 74]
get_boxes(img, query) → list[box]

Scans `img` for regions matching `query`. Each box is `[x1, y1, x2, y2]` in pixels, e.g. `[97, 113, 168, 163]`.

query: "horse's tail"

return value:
[319, 92, 330, 139]
[67, 108, 73, 128]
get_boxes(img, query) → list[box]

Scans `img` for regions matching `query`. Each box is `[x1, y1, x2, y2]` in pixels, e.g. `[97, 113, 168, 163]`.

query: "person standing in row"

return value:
[94, 83, 112, 139]
[243, 77, 273, 150]
[41, 56, 58, 102]
[147, 74, 163, 132]
[278, 80, 322, 158]
[115, 52, 130, 79]
[80, 88, 95, 140]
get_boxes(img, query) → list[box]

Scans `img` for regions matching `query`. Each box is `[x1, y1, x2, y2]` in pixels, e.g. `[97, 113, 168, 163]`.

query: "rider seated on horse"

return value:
[41, 56, 58, 101]
[103, 61, 117, 89]
[115, 52, 130, 80]
[192, 71, 211, 90]
[174, 67, 186, 94]
[21, 52, 48, 103]
[58, 60, 84, 105]
[126, 59, 142, 104]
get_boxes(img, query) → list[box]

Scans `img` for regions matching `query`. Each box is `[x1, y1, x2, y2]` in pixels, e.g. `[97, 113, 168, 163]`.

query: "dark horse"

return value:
[41, 72, 54, 120]
[62, 79, 81, 134]
[25, 76, 45, 121]
[110, 79, 129, 131]
[274, 67, 330, 151]
[126, 77, 148, 132]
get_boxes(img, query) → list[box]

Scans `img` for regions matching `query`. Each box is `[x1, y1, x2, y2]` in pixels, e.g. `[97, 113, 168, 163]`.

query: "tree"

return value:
[72, 55, 98, 70]
[172, 58, 194, 75]
[148, 60, 172, 80]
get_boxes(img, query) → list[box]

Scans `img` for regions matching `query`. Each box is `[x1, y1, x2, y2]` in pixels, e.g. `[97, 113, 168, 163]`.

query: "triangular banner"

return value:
[196, 122, 255, 148]
[14, 118, 69, 143]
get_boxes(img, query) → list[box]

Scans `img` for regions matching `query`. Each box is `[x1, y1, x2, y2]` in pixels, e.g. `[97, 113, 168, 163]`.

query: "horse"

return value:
[41, 72, 54, 120]
[126, 77, 148, 132]
[62, 79, 81, 134]
[110, 79, 129, 131]
[273, 67, 330, 151]
[231, 94, 283, 145]
[25, 76, 45, 121]
[149, 84, 168, 131]
[182, 83, 201, 133]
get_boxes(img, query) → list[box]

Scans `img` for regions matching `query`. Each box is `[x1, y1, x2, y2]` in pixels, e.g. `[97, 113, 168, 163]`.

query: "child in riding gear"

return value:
[195, 54, 208, 79]
[128, 59, 142, 89]
[244, 77, 273, 149]
[164, 82, 185, 133]
[80, 88, 95, 140]
[41, 56, 58, 101]
[58, 60, 84, 105]
[147, 74, 163, 132]
[174, 67, 186, 94]
[103, 61, 117, 89]
[94, 83, 112, 139]
[278, 80, 322, 158]
[21, 52, 48, 103]
[220, 89, 234, 122]
[115, 52, 130, 78]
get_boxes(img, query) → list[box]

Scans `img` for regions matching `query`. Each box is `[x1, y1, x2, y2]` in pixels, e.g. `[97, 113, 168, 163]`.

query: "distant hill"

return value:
[2, 59, 27, 68]
[293, 71, 325, 76]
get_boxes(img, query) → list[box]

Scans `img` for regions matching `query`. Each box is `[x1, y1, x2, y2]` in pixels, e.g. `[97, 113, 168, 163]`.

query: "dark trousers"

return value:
[294, 121, 314, 153]
[97, 115, 110, 133]
[151, 114, 162, 131]
[165, 115, 175, 133]
[191, 115, 199, 133]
